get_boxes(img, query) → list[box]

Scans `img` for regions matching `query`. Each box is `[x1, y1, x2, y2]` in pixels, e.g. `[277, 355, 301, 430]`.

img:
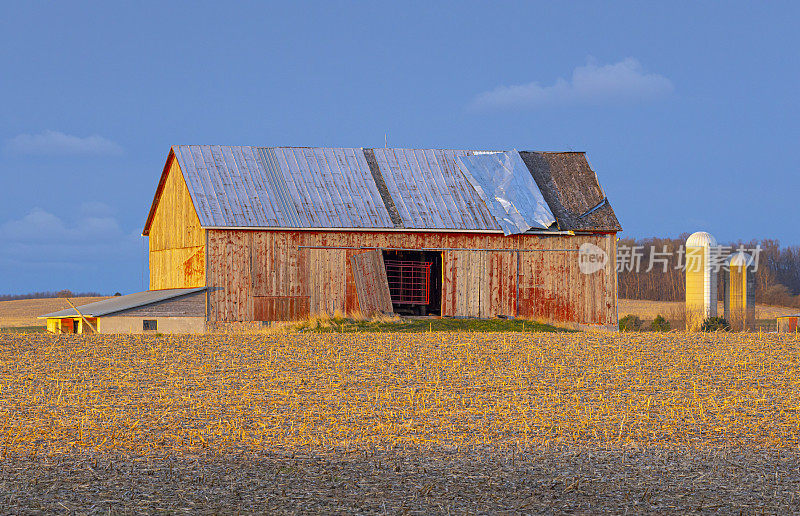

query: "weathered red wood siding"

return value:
[207, 229, 617, 328]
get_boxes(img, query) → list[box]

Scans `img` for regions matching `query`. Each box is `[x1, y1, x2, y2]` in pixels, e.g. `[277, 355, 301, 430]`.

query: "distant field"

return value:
[0, 297, 109, 328]
[619, 298, 797, 320]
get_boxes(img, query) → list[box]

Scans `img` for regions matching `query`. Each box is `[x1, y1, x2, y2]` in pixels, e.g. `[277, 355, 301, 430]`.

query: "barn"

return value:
[136, 145, 621, 332]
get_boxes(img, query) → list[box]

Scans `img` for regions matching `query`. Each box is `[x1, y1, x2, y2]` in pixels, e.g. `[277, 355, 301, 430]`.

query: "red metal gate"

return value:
[384, 260, 432, 305]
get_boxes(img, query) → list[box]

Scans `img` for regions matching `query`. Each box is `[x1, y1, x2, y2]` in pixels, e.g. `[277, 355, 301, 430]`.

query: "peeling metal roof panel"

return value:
[457, 150, 556, 235]
[39, 288, 207, 318]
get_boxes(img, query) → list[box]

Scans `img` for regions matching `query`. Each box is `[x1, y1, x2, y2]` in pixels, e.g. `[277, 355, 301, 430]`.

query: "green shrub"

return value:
[650, 314, 671, 332]
[619, 314, 643, 332]
[701, 316, 730, 332]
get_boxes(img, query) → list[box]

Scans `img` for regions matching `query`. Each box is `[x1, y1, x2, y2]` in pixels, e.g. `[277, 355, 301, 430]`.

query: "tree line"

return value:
[618, 236, 800, 308]
[0, 290, 106, 302]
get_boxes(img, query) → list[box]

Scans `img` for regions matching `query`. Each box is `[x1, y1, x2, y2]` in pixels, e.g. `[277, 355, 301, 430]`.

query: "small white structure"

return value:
[686, 231, 718, 331]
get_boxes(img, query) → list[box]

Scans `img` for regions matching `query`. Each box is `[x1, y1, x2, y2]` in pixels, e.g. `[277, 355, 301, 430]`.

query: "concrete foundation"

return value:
[97, 316, 205, 334]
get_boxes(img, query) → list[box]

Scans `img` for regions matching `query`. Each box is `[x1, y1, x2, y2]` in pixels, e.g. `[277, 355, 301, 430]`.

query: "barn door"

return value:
[308, 248, 347, 315]
[350, 250, 393, 315]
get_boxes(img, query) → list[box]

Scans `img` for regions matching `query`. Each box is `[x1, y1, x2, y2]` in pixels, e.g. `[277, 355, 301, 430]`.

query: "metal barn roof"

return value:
[39, 288, 207, 318]
[143, 146, 621, 236]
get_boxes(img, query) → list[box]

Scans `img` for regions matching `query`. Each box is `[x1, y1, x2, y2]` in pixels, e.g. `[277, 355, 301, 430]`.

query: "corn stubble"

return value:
[1, 331, 800, 513]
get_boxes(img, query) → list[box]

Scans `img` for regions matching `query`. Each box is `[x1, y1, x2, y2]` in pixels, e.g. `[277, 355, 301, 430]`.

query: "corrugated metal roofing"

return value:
[159, 146, 503, 232]
[172, 146, 400, 230]
[39, 288, 206, 318]
[369, 148, 498, 230]
[143, 145, 621, 234]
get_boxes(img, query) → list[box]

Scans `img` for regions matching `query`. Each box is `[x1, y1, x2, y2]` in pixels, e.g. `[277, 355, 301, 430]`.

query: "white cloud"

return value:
[0, 208, 128, 245]
[470, 57, 674, 111]
[4, 130, 123, 155]
[0, 209, 146, 294]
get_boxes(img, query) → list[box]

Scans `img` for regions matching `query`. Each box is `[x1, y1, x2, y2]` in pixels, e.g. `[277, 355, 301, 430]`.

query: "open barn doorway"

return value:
[382, 250, 442, 316]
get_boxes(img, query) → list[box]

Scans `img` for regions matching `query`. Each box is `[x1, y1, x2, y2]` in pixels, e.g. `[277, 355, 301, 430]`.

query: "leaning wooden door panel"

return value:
[350, 250, 392, 315]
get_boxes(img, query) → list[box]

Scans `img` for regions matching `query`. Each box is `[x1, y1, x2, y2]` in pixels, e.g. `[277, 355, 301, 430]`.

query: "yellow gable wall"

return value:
[148, 157, 205, 290]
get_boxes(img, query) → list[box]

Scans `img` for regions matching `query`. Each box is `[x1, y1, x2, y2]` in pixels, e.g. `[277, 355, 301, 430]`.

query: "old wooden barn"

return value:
[138, 145, 621, 331]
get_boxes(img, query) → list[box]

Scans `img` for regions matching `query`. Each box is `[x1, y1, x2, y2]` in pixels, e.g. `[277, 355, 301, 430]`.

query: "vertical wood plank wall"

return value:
[148, 157, 206, 289]
[207, 229, 617, 328]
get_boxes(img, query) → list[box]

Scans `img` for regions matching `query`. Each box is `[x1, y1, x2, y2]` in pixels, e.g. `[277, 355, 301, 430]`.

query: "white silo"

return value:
[685, 231, 718, 331]
[723, 251, 756, 331]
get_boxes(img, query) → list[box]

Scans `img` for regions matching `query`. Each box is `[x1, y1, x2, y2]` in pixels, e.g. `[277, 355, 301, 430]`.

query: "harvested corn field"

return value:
[2, 331, 800, 513]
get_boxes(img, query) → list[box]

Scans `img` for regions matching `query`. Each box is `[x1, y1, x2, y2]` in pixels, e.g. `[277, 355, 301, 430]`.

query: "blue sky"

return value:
[1, 1, 798, 294]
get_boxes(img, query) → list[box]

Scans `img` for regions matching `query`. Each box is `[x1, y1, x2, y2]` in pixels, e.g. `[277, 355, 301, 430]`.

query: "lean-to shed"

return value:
[40, 288, 207, 334]
[141, 146, 622, 330]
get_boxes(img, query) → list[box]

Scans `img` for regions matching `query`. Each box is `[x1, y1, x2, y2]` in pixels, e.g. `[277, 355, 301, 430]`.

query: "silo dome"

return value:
[727, 250, 752, 267]
[685, 231, 718, 331]
[686, 231, 717, 248]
